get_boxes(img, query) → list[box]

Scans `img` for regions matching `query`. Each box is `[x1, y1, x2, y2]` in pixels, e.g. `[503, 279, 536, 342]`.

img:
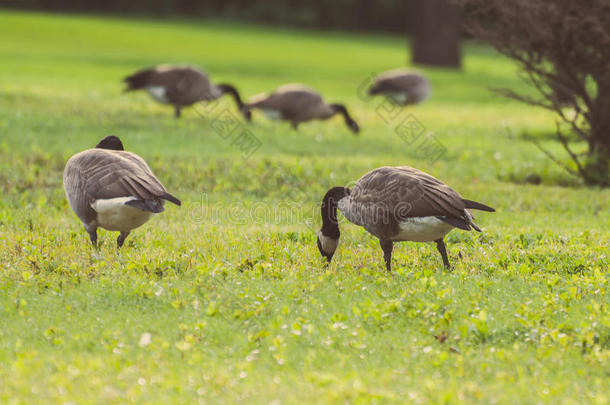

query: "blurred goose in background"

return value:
[123, 65, 251, 120]
[317, 166, 494, 271]
[63, 135, 181, 248]
[245, 84, 359, 134]
[368, 69, 431, 105]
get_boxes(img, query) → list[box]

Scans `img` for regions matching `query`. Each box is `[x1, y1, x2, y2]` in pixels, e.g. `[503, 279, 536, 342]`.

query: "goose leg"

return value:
[291, 121, 299, 130]
[88, 229, 98, 248]
[174, 106, 181, 119]
[435, 238, 451, 269]
[117, 231, 130, 249]
[379, 239, 393, 272]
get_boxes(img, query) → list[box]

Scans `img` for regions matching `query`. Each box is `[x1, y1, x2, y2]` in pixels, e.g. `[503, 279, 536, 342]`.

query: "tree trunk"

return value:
[411, 0, 461, 68]
[585, 80, 610, 185]
[314, 0, 332, 29]
[356, 0, 374, 31]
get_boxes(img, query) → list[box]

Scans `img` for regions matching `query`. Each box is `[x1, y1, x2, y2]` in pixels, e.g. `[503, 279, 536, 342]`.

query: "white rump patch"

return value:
[393, 216, 453, 242]
[261, 109, 282, 120]
[391, 93, 409, 105]
[318, 231, 339, 255]
[146, 86, 169, 103]
[91, 197, 154, 232]
[91, 196, 137, 213]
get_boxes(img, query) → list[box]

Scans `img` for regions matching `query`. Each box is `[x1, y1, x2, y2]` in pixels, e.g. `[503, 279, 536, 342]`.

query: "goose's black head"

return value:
[346, 117, 360, 134]
[317, 231, 339, 264]
[330, 104, 360, 135]
[96, 135, 124, 151]
[317, 186, 350, 264]
[217, 83, 252, 121]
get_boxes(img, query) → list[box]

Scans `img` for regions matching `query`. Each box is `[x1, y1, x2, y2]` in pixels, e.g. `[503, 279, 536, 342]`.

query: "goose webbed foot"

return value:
[379, 239, 393, 272]
[435, 238, 451, 269]
[117, 231, 130, 249]
[88, 229, 98, 248]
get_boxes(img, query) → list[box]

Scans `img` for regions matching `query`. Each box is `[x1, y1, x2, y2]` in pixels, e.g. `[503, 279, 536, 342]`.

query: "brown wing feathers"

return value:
[420, 186, 464, 218]
[352, 167, 493, 234]
[120, 176, 158, 200]
[125, 174, 181, 206]
[419, 182, 492, 232]
[82, 150, 181, 206]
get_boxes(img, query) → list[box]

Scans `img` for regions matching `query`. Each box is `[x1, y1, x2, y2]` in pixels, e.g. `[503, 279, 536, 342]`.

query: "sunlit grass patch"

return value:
[0, 9, 609, 405]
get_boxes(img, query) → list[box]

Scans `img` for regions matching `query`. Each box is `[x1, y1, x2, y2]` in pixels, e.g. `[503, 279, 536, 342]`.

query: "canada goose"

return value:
[63, 135, 181, 248]
[368, 69, 431, 106]
[317, 166, 495, 271]
[123, 65, 251, 120]
[245, 84, 359, 134]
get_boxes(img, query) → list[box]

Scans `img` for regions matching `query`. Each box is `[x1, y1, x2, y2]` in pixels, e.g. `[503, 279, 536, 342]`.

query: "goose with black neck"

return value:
[317, 166, 495, 271]
[123, 65, 251, 120]
[245, 84, 359, 134]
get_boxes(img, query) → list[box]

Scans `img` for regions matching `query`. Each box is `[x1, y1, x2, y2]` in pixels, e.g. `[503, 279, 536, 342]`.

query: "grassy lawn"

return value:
[0, 10, 609, 404]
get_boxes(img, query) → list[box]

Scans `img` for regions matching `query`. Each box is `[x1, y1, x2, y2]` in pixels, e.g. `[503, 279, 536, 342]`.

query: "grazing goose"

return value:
[317, 166, 495, 271]
[368, 69, 431, 106]
[123, 65, 251, 120]
[245, 84, 359, 134]
[63, 135, 181, 248]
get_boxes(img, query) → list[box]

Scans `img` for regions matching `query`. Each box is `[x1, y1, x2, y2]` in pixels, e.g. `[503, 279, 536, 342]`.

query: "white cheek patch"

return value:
[318, 231, 339, 255]
[146, 86, 169, 103]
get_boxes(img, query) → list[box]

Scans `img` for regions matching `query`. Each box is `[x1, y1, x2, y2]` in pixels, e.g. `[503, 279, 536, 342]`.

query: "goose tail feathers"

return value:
[162, 192, 181, 206]
[463, 199, 495, 212]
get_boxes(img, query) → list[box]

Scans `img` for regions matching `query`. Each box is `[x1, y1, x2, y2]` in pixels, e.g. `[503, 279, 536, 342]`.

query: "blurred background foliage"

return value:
[6, 0, 415, 34]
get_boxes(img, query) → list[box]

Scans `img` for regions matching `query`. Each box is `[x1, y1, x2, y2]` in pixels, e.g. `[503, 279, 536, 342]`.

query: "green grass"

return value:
[0, 9, 609, 404]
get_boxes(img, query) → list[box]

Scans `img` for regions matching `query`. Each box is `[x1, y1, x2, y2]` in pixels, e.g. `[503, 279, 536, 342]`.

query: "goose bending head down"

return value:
[63, 135, 181, 248]
[244, 84, 359, 134]
[317, 166, 495, 271]
[368, 69, 431, 106]
[123, 65, 251, 120]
